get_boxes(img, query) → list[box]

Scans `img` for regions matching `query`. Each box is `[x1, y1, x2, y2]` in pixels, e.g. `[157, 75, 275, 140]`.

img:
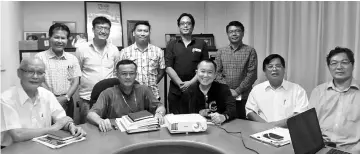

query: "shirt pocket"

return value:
[346, 106, 359, 122]
[148, 56, 159, 68]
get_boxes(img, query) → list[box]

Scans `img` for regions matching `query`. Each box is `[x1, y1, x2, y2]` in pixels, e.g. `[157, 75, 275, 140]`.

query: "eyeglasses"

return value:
[20, 68, 45, 76]
[227, 29, 242, 34]
[266, 65, 283, 70]
[95, 26, 110, 31]
[119, 72, 136, 77]
[329, 60, 351, 68]
[179, 22, 192, 26]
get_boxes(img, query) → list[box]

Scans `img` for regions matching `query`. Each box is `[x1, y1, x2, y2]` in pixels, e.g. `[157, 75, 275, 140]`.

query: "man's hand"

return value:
[230, 89, 238, 97]
[69, 123, 87, 137]
[199, 109, 211, 117]
[56, 96, 68, 106]
[180, 81, 192, 92]
[209, 112, 226, 125]
[98, 119, 113, 132]
[54, 116, 73, 130]
[155, 113, 164, 125]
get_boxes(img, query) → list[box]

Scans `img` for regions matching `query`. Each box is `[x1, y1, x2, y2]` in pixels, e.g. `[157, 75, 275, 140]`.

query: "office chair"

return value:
[89, 78, 139, 108]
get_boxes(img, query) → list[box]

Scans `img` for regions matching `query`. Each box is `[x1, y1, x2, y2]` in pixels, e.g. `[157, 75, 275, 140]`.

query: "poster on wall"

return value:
[85, 1, 123, 47]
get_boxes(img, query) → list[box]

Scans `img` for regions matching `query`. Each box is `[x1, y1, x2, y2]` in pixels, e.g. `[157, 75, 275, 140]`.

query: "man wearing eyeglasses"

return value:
[245, 54, 309, 128]
[75, 16, 119, 124]
[165, 13, 209, 114]
[35, 23, 81, 119]
[309, 47, 360, 153]
[118, 21, 165, 101]
[1, 58, 86, 147]
[214, 21, 258, 120]
[87, 60, 165, 132]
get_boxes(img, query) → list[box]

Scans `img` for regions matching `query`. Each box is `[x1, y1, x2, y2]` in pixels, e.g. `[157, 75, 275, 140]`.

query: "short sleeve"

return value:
[245, 90, 259, 118]
[1, 102, 21, 132]
[165, 41, 175, 68]
[47, 89, 66, 122]
[71, 55, 82, 78]
[89, 90, 109, 119]
[309, 86, 320, 109]
[293, 86, 309, 113]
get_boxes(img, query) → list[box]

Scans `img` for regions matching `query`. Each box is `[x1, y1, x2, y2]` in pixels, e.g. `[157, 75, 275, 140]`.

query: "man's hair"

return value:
[197, 60, 217, 72]
[92, 16, 111, 28]
[49, 23, 70, 39]
[177, 13, 195, 27]
[326, 46, 355, 66]
[133, 21, 151, 32]
[226, 21, 245, 33]
[116, 59, 138, 71]
[262, 54, 286, 71]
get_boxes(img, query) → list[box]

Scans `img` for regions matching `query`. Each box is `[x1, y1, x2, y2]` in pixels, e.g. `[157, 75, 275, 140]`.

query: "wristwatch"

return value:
[64, 94, 70, 101]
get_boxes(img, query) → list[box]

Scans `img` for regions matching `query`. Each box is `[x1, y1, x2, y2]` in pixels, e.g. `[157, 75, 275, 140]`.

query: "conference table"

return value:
[2, 119, 295, 154]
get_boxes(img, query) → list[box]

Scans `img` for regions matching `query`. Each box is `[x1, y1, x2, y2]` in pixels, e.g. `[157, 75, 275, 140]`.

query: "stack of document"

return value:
[32, 132, 86, 149]
[115, 111, 160, 133]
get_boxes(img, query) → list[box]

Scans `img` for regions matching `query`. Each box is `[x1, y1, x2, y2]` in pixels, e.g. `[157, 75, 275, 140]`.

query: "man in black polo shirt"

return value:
[165, 13, 209, 114]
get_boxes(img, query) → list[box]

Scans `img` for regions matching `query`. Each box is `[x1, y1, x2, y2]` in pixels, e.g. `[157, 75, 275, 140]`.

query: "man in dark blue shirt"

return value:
[165, 13, 209, 114]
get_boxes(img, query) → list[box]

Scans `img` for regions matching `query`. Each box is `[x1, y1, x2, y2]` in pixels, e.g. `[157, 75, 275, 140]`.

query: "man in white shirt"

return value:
[76, 16, 119, 124]
[119, 21, 165, 100]
[1, 58, 86, 147]
[245, 54, 309, 127]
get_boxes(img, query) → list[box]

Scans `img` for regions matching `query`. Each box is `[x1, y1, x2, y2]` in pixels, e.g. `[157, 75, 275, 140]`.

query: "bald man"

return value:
[1, 58, 86, 147]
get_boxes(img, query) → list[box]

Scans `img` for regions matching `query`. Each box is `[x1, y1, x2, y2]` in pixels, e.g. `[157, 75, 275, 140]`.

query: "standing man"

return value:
[309, 47, 360, 153]
[165, 13, 209, 114]
[76, 16, 119, 124]
[35, 23, 81, 119]
[215, 21, 258, 119]
[119, 21, 165, 100]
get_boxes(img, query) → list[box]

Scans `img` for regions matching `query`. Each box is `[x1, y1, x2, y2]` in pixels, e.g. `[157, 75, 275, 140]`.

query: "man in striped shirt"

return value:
[215, 21, 258, 119]
[119, 21, 165, 100]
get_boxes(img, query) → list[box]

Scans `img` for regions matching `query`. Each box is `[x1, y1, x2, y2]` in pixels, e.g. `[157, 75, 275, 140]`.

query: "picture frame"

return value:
[52, 21, 77, 33]
[127, 20, 148, 46]
[24, 32, 48, 40]
[193, 34, 216, 50]
[165, 34, 181, 46]
[85, 1, 123, 47]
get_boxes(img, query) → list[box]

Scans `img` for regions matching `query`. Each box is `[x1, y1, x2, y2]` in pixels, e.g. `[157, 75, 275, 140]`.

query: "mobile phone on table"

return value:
[263, 133, 284, 141]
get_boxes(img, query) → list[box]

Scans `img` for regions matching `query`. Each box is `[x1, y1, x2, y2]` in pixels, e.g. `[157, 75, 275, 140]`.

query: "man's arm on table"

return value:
[86, 91, 112, 132]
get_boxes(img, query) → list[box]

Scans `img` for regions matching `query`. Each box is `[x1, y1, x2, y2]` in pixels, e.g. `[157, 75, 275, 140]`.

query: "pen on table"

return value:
[283, 100, 286, 105]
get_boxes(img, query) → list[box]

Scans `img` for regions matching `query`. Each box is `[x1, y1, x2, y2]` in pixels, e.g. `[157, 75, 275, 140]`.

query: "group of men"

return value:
[1, 13, 359, 153]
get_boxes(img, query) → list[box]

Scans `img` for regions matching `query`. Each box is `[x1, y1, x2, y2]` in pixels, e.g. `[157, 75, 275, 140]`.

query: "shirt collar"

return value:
[18, 86, 39, 106]
[46, 49, 67, 60]
[265, 79, 288, 91]
[177, 37, 196, 44]
[133, 43, 150, 52]
[228, 43, 244, 51]
[89, 40, 110, 53]
[326, 78, 360, 91]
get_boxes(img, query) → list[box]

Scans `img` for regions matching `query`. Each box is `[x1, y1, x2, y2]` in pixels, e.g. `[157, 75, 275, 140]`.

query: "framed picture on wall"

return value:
[85, 1, 123, 47]
[193, 34, 216, 50]
[52, 21, 77, 33]
[127, 20, 148, 46]
[24, 32, 48, 40]
[165, 34, 181, 46]
[66, 33, 88, 48]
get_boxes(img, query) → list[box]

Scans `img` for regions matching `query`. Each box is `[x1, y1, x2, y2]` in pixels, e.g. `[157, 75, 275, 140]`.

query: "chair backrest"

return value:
[89, 78, 139, 108]
[89, 78, 120, 107]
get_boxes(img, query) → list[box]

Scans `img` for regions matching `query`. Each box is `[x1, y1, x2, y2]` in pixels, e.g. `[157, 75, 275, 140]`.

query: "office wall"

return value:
[1, 1, 23, 92]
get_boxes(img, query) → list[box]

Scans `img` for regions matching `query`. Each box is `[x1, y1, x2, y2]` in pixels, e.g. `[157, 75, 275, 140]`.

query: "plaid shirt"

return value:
[119, 43, 165, 99]
[35, 49, 81, 95]
[214, 44, 257, 98]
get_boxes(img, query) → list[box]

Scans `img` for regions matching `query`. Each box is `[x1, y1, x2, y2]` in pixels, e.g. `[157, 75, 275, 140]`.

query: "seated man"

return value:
[182, 60, 236, 125]
[246, 54, 309, 128]
[309, 47, 360, 153]
[87, 59, 166, 132]
[1, 58, 86, 147]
